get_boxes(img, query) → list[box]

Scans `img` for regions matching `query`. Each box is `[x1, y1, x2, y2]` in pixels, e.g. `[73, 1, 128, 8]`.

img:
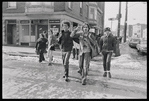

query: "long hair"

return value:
[82, 22, 90, 32]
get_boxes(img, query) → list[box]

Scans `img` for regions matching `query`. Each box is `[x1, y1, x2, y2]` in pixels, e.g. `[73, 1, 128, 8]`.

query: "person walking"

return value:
[47, 30, 57, 66]
[43, 31, 48, 58]
[99, 27, 116, 78]
[71, 22, 99, 85]
[57, 20, 74, 82]
[35, 33, 48, 63]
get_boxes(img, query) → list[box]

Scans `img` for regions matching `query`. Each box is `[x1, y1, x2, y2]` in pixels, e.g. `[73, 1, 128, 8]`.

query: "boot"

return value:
[108, 72, 112, 78]
[77, 69, 82, 75]
[64, 65, 69, 82]
[103, 72, 107, 77]
[76, 55, 78, 60]
[82, 78, 86, 85]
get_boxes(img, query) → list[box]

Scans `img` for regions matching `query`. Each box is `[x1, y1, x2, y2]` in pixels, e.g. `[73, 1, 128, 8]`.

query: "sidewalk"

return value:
[3, 43, 147, 98]
[3, 42, 128, 57]
[2, 45, 61, 57]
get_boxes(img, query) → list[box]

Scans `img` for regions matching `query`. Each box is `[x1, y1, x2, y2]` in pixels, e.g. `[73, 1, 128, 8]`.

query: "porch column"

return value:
[16, 20, 20, 45]
[2, 19, 6, 45]
[29, 20, 31, 46]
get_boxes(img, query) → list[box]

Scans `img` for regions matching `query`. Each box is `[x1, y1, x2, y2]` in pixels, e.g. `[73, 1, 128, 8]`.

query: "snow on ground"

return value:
[111, 54, 144, 69]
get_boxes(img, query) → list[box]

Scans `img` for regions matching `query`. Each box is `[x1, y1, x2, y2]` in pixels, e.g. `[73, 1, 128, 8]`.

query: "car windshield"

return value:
[141, 40, 147, 44]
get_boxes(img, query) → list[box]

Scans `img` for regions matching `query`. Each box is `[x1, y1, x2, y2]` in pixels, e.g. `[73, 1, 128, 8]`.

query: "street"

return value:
[2, 43, 147, 99]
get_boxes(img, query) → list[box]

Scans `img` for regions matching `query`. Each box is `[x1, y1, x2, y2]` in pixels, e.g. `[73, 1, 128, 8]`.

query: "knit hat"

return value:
[104, 27, 111, 32]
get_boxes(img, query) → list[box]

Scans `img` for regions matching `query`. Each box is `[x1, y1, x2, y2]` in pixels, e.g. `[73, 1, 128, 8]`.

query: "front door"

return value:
[7, 24, 16, 44]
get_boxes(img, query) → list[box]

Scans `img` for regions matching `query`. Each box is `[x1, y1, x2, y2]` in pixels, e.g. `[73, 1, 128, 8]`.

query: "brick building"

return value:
[2, 2, 105, 46]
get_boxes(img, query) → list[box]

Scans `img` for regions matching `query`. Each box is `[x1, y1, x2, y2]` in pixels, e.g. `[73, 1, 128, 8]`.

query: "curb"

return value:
[3, 52, 38, 57]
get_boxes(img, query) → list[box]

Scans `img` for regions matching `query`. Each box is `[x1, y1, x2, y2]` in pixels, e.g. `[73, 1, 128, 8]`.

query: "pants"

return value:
[39, 49, 45, 62]
[62, 51, 71, 77]
[72, 48, 79, 58]
[102, 51, 113, 71]
[47, 49, 53, 63]
[79, 52, 91, 79]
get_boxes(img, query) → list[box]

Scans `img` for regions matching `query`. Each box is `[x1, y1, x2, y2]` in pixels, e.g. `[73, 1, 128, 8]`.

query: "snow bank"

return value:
[111, 54, 143, 69]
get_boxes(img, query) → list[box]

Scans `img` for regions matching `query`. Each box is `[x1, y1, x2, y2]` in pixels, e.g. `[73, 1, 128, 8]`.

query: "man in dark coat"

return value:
[99, 27, 116, 78]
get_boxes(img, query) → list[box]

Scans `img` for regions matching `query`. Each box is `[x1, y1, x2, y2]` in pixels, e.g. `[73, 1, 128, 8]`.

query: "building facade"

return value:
[128, 23, 147, 38]
[3, 2, 105, 46]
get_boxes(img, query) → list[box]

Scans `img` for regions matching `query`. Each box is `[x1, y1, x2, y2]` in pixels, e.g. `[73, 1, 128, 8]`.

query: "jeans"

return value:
[79, 52, 91, 79]
[47, 49, 53, 63]
[102, 51, 113, 71]
[62, 51, 71, 77]
[39, 49, 45, 62]
[72, 48, 79, 58]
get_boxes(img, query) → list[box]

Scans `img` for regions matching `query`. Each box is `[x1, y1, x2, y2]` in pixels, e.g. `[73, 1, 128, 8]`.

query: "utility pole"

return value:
[117, 2, 121, 37]
[111, 20, 113, 29]
[124, 2, 128, 42]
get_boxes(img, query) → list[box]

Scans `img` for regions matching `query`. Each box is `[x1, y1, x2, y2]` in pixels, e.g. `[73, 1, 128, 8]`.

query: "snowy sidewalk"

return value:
[3, 44, 147, 98]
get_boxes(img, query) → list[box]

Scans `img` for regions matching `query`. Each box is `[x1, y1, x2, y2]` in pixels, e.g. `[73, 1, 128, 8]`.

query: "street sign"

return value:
[108, 18, 115, 21]
[116, 14, 122, 20]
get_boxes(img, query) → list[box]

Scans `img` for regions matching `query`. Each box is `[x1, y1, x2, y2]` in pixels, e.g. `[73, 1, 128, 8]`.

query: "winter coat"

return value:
[72, 32, 99, 58]
[99, 33, 116, 52]
[35, 37, 48, 51]
[57, 30, 73, 52]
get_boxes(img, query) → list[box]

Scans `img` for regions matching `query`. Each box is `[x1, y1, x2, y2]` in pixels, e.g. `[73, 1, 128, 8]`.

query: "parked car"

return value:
[129, 38, 141, 48]
[136, 40, 147, 54]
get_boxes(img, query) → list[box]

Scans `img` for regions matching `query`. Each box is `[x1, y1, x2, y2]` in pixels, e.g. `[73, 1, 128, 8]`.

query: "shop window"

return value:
[7, 20, 16, 24]
[8, 2, 16, 8]
[31, 25, 35, 36]
[21, 25, 29, 36]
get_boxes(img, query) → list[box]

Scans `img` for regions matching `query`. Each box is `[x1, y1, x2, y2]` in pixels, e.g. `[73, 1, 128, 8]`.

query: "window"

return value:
[31, 25, 35, 36]
[8, 2, 16, 8]
[21, 25, 29, 36]
[30, 2, 41, 5]
[68, 2, 72, 9]
[80, 2, 83, 14]
[89, 7, 97, 20]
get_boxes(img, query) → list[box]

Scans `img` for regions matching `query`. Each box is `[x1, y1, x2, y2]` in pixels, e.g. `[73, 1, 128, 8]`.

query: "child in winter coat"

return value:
[35, 33, 48, 63]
